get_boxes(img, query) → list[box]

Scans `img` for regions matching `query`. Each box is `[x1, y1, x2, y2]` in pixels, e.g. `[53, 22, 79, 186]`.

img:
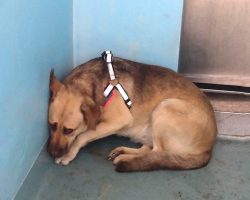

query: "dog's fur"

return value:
[48, 57, 217, 172]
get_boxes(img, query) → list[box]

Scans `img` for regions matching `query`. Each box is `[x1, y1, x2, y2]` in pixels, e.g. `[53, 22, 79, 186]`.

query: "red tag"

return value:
[103, 90, 116, 109]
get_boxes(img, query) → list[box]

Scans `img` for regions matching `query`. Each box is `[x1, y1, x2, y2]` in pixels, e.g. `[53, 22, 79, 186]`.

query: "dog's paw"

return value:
[113, 155, 133, 172]
[55, 154, 74, 166]
[115, 160, 129, 172]
[107, 147, 125, 161]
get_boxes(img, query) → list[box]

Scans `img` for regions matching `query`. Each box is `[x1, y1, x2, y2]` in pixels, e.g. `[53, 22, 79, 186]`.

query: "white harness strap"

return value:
[115, 83, 132, 107]
[103, 83, 114, 97]
[102, 51, 132, 108]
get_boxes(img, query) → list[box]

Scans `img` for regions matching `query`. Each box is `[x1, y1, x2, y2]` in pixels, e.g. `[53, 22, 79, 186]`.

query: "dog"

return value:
[48, 55, 217, 172]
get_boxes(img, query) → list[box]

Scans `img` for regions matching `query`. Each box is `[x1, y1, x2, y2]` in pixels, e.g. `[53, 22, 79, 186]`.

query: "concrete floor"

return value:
[15, 136, 250, 200]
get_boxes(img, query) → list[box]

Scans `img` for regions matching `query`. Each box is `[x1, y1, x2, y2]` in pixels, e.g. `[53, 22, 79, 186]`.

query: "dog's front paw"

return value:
[55, 154, 75, 166]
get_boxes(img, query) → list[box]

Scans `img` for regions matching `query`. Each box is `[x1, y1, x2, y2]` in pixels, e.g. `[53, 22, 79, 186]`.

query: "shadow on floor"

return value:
[15, 136, 250, 200]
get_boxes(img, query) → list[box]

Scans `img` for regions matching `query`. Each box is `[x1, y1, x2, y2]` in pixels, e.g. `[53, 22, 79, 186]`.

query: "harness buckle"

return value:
[102, 51, 113, 63]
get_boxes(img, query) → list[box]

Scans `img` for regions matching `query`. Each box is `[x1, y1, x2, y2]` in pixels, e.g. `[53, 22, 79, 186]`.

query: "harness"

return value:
[102, 51, 132, 108]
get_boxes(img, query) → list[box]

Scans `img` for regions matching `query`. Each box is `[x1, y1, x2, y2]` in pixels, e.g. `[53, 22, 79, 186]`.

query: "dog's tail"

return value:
[115, 151, 211, 172]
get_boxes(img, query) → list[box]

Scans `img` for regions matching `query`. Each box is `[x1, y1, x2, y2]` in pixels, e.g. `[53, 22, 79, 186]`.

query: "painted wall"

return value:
[0, 1, 183, 199]
[73, 0, 183, 71]
[0, 1, 72, 199]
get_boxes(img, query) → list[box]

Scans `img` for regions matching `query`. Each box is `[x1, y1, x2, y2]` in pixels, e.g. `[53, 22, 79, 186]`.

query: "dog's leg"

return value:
[55, 119, 133, 165]
[113, 98, 214, 172]
[55, 90, 134, 165]
[108, 145, 151, 161]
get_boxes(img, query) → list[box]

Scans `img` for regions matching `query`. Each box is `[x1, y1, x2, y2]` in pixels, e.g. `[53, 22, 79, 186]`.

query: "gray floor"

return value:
[15, 136, 250, 200]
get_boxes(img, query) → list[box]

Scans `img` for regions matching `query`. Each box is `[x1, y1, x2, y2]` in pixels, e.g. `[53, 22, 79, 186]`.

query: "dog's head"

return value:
[48, 70, 101, 158]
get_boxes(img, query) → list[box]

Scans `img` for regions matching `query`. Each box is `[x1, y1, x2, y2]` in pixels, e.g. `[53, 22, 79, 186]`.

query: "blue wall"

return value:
[74, 0, 183, 70]
[0, 1, 72, 199]
[0, 1, 183, 199]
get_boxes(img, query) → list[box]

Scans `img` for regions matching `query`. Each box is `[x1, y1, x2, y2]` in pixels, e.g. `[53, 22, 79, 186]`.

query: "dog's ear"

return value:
[49, 69, 63, 97]
[81, 96, 101, 130]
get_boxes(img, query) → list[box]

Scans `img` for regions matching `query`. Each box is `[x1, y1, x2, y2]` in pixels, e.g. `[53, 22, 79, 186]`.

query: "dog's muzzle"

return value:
[48, 143, 68, 158]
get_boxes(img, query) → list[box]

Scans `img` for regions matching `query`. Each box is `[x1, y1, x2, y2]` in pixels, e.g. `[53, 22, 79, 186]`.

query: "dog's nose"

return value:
[48, 145, 67, 158]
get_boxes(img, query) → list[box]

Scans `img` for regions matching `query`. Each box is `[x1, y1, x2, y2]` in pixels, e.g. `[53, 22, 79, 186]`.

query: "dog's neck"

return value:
[64, 61, 109, 106]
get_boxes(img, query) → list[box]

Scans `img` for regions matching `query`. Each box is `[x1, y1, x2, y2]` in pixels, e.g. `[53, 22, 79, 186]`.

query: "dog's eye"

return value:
[63, 127, 74, 135]
[49, 122, 57, 132]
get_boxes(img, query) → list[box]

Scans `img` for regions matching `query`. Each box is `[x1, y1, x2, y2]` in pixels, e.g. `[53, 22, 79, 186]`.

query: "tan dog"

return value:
[48, 57, 217, 172]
